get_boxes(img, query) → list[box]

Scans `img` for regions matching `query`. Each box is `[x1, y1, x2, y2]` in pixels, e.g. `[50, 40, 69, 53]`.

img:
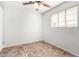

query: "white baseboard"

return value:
[3, 39, 42, 48]
[43, 40, 78, 57]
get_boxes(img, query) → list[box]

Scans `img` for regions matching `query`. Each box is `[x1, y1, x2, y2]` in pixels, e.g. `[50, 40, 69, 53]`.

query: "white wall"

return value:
[42, 1, 79, 56]
[3, 4, 42, 47]
[0, 6, 3, 49]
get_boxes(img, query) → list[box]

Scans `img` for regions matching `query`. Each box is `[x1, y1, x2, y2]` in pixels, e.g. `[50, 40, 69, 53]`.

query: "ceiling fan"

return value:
[22, 1, 51, 11]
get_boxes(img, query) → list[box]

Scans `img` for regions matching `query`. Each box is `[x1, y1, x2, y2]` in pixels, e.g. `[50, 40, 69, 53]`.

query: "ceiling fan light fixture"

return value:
[35, 8, 39, 11]
[34, 2, 39, 11]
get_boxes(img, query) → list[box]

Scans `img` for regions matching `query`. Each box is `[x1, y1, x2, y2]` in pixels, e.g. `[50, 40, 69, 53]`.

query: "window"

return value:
[51, 13, 58, 27]
[59, 11, 65, 27]
[66, 7, 77, 27]
[51, 6, 78, 27]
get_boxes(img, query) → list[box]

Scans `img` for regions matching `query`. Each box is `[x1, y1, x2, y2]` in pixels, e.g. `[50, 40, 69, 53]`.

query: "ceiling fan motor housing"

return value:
[35, 1, 41, 3]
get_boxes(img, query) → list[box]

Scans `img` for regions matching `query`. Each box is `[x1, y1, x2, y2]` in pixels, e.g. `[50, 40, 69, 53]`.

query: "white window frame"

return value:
[51, 6, 78, 27]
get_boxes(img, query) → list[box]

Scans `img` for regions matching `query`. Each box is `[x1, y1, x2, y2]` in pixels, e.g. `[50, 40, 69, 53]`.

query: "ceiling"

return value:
[0, 1, 64, 13]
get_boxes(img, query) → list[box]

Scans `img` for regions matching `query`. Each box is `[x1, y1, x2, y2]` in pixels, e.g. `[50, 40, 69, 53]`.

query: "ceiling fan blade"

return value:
[41, 3, 51, 8]
[23, 1, 34, 5]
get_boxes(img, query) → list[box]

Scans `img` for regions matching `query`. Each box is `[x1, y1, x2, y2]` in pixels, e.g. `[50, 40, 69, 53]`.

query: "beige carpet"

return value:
[0, 41, 75, 57]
